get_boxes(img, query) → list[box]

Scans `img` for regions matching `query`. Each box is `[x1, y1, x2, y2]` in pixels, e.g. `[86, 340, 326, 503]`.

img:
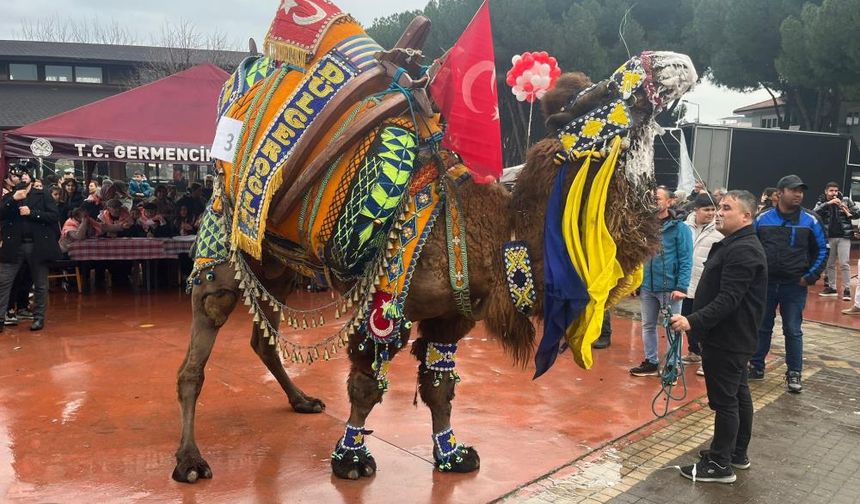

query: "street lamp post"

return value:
[682, 100, 701, 123]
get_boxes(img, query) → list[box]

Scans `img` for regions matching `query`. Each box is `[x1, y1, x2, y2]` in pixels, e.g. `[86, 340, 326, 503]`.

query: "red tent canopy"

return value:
[1, 63, 230, 165]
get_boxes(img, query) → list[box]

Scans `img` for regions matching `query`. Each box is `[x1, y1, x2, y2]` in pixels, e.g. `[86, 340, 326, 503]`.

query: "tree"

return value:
[18, 14, 139, 45]
[129, 20, 242, 87]
[778, 0, 860, 131]
[16, 16, 243, 88]
[367, 0, 695, 165]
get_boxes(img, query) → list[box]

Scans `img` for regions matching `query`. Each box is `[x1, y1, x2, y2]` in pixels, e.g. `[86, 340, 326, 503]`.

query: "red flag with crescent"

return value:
[429, 0, 502, 183]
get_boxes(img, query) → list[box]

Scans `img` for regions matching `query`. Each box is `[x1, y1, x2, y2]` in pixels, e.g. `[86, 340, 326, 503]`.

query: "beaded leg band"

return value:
[331, 424, 374, 462]
[425, 342, 461, 387]
[432, 427, 471, 471]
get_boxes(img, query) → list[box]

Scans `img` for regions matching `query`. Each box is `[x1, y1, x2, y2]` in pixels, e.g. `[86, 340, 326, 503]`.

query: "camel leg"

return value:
[172, 263, 238, 483]
[330, 326, 410, 480]
[412, 317, 480, 473]
[249, 308, 325, 413]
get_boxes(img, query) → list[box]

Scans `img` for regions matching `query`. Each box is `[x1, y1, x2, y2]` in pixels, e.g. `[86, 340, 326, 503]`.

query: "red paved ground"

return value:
[1, 288, 708, 503]
[802, 247, 860, 331]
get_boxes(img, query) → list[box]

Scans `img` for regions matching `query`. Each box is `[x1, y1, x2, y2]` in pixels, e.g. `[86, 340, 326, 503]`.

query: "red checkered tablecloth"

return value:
[163, 236, 196, 256]
[67, 237, 196, 261]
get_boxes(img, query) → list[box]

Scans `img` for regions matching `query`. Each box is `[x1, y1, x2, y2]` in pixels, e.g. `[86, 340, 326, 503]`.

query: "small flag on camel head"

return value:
[429, 0, 502, 184]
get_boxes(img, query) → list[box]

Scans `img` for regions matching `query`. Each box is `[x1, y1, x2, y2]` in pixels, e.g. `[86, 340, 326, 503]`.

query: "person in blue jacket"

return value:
[128, 170, 154, 200]
[631, 186, 694, 377]
[749, 174, 828, 393]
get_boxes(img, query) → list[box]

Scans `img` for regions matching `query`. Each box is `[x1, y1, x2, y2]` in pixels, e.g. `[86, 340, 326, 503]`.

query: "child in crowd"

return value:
[99, 199, 134, 237]
[173, 204, 198, 236]
[86, 179, 102, 206]
[137, 202, 171, 237]
[153, 184, 175, 222]
[129, 170, 154, 199]
[60, 205, 102, 252]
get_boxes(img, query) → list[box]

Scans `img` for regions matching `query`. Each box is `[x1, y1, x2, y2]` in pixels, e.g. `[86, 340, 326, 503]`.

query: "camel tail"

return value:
[484, 248, 536, 367]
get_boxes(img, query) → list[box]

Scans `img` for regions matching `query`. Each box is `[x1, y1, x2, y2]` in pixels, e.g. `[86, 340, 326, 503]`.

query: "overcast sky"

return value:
[1, 0, 767, 124]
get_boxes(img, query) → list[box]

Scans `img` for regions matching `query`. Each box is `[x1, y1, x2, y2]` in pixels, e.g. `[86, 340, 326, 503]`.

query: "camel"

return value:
[171, 23, 697, 481]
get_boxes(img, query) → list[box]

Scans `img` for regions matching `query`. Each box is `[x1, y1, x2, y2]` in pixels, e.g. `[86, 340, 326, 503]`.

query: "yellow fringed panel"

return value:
[562, 137, 627, 369]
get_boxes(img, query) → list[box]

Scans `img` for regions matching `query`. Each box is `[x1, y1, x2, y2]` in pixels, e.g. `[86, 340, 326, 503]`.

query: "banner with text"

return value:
[2, 133, 213, 164]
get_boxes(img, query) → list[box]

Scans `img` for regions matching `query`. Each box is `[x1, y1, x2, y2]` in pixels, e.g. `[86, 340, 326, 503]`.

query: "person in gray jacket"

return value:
[814, 182, 860, 300]
[681, 193, 724, 369]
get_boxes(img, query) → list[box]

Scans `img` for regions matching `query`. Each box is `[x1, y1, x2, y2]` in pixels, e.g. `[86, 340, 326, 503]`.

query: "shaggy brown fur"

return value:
[404, 175, 535, 365]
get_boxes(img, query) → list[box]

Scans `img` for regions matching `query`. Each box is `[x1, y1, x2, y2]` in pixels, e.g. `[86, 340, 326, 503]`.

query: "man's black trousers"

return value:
[701, 345, 754, 466]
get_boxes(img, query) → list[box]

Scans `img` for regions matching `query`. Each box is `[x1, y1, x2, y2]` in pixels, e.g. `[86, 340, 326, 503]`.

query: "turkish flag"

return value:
[429, 0, 502, 183]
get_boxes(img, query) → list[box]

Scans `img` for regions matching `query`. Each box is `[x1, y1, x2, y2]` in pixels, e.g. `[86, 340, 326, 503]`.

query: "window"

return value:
[9, 63, 37, 81]
[75, 66, 103, 83]
[761, 118, 779, 128]
[847, 112, 860, 127]
[45, 65, 73, 82]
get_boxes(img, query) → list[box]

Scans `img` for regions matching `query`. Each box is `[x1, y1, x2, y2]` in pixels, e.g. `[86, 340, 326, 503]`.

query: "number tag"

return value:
[211, 116, 244, 162]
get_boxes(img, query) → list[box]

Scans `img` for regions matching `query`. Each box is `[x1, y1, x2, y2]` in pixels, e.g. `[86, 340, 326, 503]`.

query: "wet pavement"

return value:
[1, 277, 858, 503]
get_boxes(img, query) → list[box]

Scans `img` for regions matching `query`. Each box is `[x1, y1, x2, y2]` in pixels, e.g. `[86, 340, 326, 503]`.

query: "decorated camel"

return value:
[173, 1, 697, 483]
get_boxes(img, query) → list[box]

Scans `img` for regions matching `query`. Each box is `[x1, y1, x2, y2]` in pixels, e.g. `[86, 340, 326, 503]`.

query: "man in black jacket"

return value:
[670, 190, 767, 484]
[814, 182, 860, 300]
[0, 171, 63, 331]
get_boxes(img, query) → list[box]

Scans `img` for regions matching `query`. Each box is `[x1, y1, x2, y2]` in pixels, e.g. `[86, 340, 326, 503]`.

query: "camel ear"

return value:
[545, 111, 575, 134]
[540, 72, 593, 119]
[248, 38, 258, 55]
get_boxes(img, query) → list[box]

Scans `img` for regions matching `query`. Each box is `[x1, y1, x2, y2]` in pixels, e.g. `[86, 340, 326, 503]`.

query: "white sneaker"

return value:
[842, 305, 860, 315]
[696, 367, 704, 376]
[682, 353, 702, 363]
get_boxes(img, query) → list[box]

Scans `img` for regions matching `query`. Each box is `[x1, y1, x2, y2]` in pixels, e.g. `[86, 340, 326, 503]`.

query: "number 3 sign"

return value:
[211, 116, 244, 162]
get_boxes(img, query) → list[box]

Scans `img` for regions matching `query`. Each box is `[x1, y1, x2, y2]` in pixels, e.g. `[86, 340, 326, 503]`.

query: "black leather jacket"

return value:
[814, 195, 860, 239]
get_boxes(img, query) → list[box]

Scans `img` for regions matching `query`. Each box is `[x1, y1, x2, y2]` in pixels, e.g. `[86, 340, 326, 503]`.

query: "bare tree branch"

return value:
[17, 14, 138, 44]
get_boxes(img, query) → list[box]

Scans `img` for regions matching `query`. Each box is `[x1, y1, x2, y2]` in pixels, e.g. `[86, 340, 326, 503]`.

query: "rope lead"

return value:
[651, 303, 688, 417]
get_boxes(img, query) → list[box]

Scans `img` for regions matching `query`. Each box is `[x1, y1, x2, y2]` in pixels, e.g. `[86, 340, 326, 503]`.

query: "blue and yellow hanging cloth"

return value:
[534, 136, 643, 376]
[533, 160, 590, 378]
[562, 137, 628, 369]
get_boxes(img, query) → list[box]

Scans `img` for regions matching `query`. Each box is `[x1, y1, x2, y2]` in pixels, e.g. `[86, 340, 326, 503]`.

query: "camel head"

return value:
[511, 51, 697, 329]
[543, 51, 697, 182]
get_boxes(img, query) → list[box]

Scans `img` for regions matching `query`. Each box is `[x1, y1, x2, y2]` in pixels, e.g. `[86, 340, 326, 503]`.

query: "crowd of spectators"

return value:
[45, 169, 211, 250]
[1, 165, 211, 303]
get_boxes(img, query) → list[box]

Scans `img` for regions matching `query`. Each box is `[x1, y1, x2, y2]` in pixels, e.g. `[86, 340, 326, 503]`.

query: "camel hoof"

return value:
[292, 395, 326, 414]
[331, 439, 376, 480]
[172, 454, 213, 484]
[435, 446, 480, 473]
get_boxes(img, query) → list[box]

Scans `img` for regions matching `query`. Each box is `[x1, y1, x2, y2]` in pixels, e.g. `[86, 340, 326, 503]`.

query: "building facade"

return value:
[0, 40, 245, 130]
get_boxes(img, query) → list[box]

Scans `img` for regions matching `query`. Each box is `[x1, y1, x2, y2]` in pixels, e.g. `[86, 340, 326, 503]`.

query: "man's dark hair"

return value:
[655, 185, 674, 199]
[105, 198, 123, 209]
[763, 187, 778, 197]
[725, 190, 758, 216]
[825, 181, 840, 190]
